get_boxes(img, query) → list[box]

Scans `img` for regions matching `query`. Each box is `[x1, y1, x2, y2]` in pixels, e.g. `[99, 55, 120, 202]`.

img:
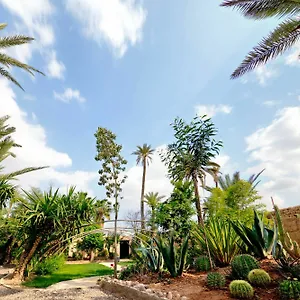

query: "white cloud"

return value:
[65, 0, 147, 57]
[195, 104, 232, 118]
[262, 100, 279, 107]
[0, 79, 96, 194]
[54, 88, 86, 104]
[246, 107, 300, 208]
[285, 42, 300, 66]
[254, 65, 278, 86]
[46, 51, 66, 79]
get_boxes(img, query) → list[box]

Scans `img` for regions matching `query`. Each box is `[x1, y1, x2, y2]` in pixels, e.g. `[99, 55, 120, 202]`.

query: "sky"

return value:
[1, 0, 300, 219]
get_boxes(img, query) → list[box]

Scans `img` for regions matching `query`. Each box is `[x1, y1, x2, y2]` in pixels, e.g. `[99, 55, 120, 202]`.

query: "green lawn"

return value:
[118, 260, 134, 267]
[23, 263, 113, 288]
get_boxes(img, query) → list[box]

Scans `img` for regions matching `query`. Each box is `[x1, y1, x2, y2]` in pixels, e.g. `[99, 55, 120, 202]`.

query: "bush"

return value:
[35, 255, 65, 275]
[248, 269, 271, 287]
[279, 279, 300, 300]
[196, 255, 212, 272]
[207, 272, 226, 289]
[229, 280, 254, 299]
[231, 254, 259, 279]
[119, 262, 144, 280]
[100, 248, 109, 259]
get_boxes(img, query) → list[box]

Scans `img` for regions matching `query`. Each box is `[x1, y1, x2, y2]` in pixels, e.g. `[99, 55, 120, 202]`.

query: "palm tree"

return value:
[221, 0, 300, 78]
[132, 144, 155, 230]
[144, 192, 165, 232]
[0, 23, 44, 90]
[0, 115, 47, 185]
[94, 199, 111, 228]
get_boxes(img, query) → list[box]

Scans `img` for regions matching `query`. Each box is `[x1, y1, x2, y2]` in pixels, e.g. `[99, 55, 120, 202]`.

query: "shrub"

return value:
[100, 248, 109, 259]
[248, 269, 271, 287]
[279, 279, 300, 300]
[229, 280, 254, 299]
[207, 272, 226, 289]
[291, 265, 300, 280]
[196, 255, 212, 272]
[119, 262, 144, 280]
[35, 255, 65, 275]
[231, 254, 259, 279]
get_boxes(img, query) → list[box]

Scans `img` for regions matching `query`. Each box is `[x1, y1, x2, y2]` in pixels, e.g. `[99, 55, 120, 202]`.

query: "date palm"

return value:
[221, 0, 300, 78]
[94, 199, 111, 228]
[0, 23, 44, 90]
[132, 144, 155, 230]
[144, 192, 165, 232]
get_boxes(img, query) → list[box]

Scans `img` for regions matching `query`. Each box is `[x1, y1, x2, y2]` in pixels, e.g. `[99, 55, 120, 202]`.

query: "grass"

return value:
[23, 263, 113, 288]
[118, 260, 134, 267]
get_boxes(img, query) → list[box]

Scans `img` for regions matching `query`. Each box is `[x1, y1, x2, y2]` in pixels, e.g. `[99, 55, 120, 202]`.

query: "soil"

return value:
[131, 259, 284, 300]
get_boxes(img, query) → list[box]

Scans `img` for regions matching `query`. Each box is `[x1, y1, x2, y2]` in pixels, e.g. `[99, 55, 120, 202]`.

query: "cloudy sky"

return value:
[1, 0, 299, 218]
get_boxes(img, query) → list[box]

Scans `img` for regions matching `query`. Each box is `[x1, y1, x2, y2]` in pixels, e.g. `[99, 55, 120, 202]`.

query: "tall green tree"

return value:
[94, 199, 111, 228]
[0, 23, 43, 90]
[144, 192, 165, 232]
[155, 181, 195, 240]
[132, 144, 154, 230]
[221, 0, 300, 78]
[161, 116, 222, 225]
[95, 127, 127, 278]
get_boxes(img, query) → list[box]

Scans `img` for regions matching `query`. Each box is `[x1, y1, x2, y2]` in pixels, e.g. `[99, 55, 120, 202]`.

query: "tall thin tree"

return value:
[95, 127, 127, 278]
[132, 144, 154, 230]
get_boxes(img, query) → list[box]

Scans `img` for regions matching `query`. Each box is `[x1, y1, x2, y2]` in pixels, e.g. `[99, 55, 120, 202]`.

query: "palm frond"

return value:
[0, 35, 34, 48]
[231, 18, 300, 78]
[2, 166, 48, 180]
[0, 23, 7, 31]
[221, 0, 300, 19]
[0, 67, 24, 90]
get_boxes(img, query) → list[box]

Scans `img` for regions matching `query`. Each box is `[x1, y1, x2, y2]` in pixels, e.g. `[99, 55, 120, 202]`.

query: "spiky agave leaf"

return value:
[221, 0, 300, 19]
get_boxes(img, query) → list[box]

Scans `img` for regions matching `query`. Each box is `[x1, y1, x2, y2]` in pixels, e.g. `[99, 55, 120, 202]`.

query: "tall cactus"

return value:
[272, 198, 300, 259]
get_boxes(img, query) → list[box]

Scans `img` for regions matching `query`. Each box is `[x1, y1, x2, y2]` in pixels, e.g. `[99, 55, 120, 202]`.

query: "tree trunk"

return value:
[2, 236, 15, 265]
[140, 159, 147, 230]
[90, 250, 95, 262]
[114, 192, 118, 278]
[12, 236, 42, 281]
[192, 172, 213, 269]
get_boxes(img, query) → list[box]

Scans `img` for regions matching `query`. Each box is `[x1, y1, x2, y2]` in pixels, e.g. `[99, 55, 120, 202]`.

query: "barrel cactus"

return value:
[231, 254, 260, 279]
[279, 279, 300, 300]
[248, 269, 271, 287]
[207, 272, 226, 289]
[196, 255, 211, 271]
[229, 280, 254, 299]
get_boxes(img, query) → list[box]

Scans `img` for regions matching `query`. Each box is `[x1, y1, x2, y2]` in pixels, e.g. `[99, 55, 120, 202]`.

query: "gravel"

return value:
[0, 286, 125, 300]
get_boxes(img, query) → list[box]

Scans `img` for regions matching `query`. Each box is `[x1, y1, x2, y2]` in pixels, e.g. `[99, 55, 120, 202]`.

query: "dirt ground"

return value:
[131, 260, 283, 300]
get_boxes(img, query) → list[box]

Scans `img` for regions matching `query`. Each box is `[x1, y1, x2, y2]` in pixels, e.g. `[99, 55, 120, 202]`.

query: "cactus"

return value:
[272, 200, 300, 259]
[207, 272, 226, 289]
[231, 254, 260, 279]
[196, 255, 212, 271]
[229, 280, 254, 299]
[279, 279, 300, 300]
[248, 269, 271, 287]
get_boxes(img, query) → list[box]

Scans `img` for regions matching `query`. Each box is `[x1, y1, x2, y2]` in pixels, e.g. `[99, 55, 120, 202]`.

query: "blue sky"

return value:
[1, 0, 300, 217]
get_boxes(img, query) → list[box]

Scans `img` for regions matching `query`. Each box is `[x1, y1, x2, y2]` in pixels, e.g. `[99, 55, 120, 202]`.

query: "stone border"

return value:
[97, 278, 187, 300]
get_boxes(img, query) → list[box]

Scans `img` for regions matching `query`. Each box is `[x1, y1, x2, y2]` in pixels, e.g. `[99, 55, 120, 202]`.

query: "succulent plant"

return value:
[248, 269, 271, 287]
[231, 254, 260, 279]
[195, 255, 212, 272]
[229, 280, 254, 299]
[279, 279, 300, 300]
[207, 272, 226, 289]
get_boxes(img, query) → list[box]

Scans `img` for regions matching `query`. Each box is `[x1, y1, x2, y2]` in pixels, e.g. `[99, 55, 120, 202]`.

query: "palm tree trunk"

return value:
[90, 250, 95, 262]
[12, 236, 42, 281]
[151, 207, 155, 234]
[140, 159, 147, 230]
[3, 236, 15, 265]
[192, 172, 213, 269]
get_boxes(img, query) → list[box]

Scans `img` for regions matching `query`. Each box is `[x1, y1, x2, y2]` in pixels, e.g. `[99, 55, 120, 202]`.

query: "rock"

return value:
[173, 292, 181, 299]
[167, 291, 173, 299]
[181, 297, 188, 300]
[135, 284, 146, 291]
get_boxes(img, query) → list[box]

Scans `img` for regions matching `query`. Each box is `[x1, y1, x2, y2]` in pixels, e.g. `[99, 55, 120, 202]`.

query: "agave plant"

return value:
[154, 233, 189, 277]
[231, 210, 277, 259]
[193, 218, 241, 266]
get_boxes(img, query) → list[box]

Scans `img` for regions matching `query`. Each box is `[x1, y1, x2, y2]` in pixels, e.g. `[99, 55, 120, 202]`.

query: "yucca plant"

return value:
[193, 218, 241, 266]
[231, 210, 277, 259]
[154, 233, 189, 277]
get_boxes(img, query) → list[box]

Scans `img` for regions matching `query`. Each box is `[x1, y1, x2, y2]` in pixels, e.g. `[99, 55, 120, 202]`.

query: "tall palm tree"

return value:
[144, 192, 165, 232]
[0, 115, 46, 179]
[94, 199, 111, 228]
[0, 23, 44, 90]
[132, 144, 155, 230]
[221, 0, 300, 78]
